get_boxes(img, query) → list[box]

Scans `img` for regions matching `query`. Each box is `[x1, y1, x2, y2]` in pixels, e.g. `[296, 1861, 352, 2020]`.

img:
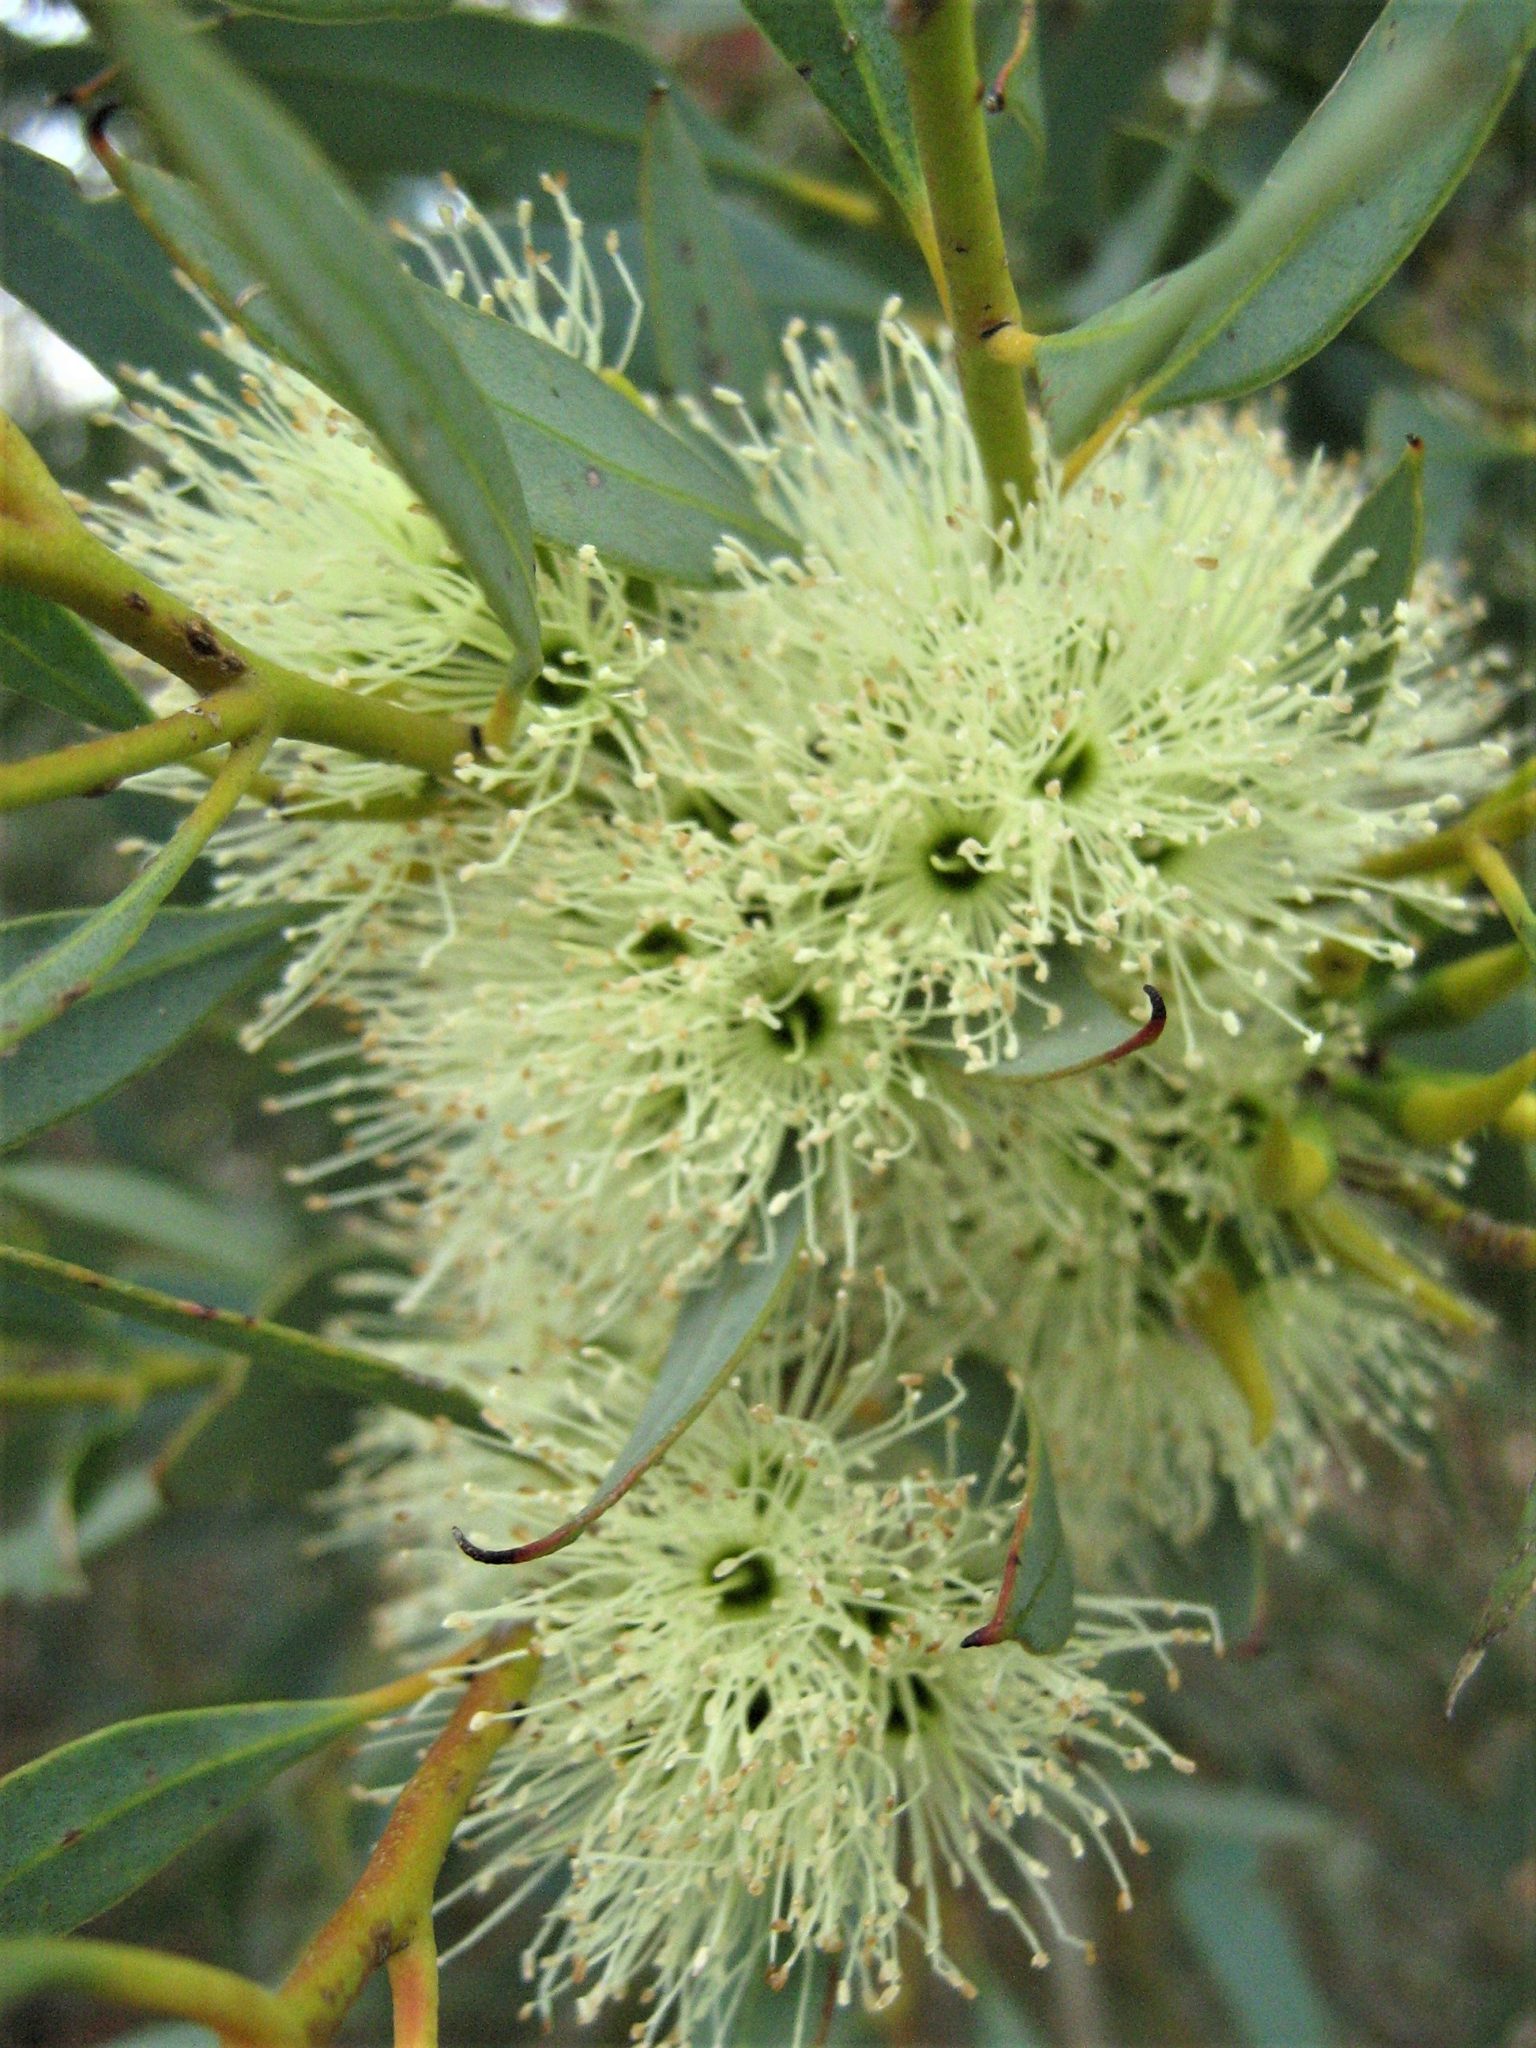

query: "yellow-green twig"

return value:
[0, 413, 479, 789]
[1465, 835, 1536, 969]
[281, 1635, 538, 2042]
[1366, 758, 1536, 879]
[890, 0, 1038, 527]
[0, 1353, 227, 1410]
[0, 1938, 305, 2048]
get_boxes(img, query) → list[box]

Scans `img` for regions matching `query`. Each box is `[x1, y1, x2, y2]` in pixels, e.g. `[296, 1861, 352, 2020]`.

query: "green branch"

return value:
[0, 1938, 305, 2047]
[0, 413, 481, 789]
[0, 1640, 537, 2048]
[1465, 836, 1536, 969]
[0, 1352, 227, 1411]
[891, 0, 1038, 526]
[281, 1637, 538, 2044]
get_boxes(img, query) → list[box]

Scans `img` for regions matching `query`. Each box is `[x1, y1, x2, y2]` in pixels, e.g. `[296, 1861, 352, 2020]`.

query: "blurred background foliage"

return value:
[0, 2, 1530, 2043]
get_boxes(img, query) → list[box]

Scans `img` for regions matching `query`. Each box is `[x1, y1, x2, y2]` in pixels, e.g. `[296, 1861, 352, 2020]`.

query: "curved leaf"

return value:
[455, 1147, 806, 1566]
[1449, 1469, 1536, 1714]
[0, 589, 152, 732]
[104, 153, 796, 584]
[0, 907, 290, 1153]
[216, 14, 855, 224]
[737, 0, 926, 227]
[0, 1162, 293, 1282]
[96, 0, 541, 681]
[640, 87, 775, 405]
[0, 140, 225, 395]
[0, 733, 270, 1056]
[0, 1688, 408, 1935]
[920, 956, 1166, 1080]
[1298, 436, 1424, 720]
[1037, 0, 1536, 453]
[0, 1242, 500, 1440]
[962, 1399, 1075, 1654]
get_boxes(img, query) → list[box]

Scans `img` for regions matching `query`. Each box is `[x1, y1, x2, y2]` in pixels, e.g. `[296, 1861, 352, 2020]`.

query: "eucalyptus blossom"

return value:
[333, 1314, 1207, 2044]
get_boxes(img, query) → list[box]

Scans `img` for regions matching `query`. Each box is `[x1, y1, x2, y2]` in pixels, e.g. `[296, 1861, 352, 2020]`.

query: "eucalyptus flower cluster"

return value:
[333, 1301, 1204, 2044]
[85, 188, 1515, 2040]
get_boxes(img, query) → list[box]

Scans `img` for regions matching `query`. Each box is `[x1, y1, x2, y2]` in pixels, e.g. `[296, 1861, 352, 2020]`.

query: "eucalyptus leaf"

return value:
[640, 87, 776, 405]
[0, 1163, 293, 1283]
[0, 1691, 401, 1934]
[0, 907, 285, 1151]
[919, 955, 1166, 1080]
[216, 14, 842, 224]
[1449, 1469, 1536, 1714]
[0, 734, 269, 1056]
[0, 1241, 500, 1440]
[1151, 1479, 1266, 1653]
[105, 153, 796, 584]
[1029, 0, 1171, 246]
[0, 590, 151, 732]
[961, 1399, 1075, 1654]
[455, 1146, 806, 1566]
[1299, 437, 1423, 719]
[1036, 0, 1536, 453]
[230, 0, 451, 17]
[0, 140, 225, 395]
[96, 0, 541, 681]
[1175, 1840, 1340, 2048]
[0, 1413, 123, 1604]
[737, 0, 927, 229]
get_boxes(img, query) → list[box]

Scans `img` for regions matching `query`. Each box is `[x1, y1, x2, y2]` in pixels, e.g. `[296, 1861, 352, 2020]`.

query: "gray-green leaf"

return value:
[96, 0, 541, 681]
[738, 0, 927, 231]
[962, 1399, 1075, 1654]
[0, 590, 152, 732]
[0, 140, 226, 395]
[1298, 438, 1424, 721]
[0, 734, 268, 1056]
[1036, 0, 1536, 453]
[640, 86, 776, 406]
[0, 1692, 402, 1935]
[0, 906, 290, 1153]
[454, 1147, 806, 1566]
[218, 13, 844, 225]
[105, 153, 796, 584]
[920, 955, 1166, 1080]
[1449, 1468, 1536, 1714]
[0, 1241, 500, 1441]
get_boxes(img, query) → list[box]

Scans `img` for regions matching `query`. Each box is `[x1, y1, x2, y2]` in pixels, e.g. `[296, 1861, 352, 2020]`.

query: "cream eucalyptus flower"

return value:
[332, 1314, 1206, 2045]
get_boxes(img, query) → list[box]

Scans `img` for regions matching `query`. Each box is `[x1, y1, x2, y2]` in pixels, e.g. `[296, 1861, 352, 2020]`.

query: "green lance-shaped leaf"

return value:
[1152, 1478, 1267, 1655]
[94, 0, 541, 687]
[0, 1161, 294, 1284]
[0, 588, 152, 732]
[1295, 438, 1424, 721]
[962, 1398, 1076, 1654]
[1036, 0, 1536, 454]
[639, 86, 776, 406]
[454, 1147, 807, 1567]
[0, 906, 291, 1153]
[227, 0, 452, 18]
[0, 1681, 426, 1936]
[0, 1241, 501, 1441]
[737, 0, 927, 233]
[1175, 1839, 1341, 2048]
[0, 141, 229, 396]
[216, 13, 865, 227]
[103, 152, 796, 586]
[1449, 1469, 1536, 1715]
[919, 955, 1166, 1080]
[0, 730, 271, 1056]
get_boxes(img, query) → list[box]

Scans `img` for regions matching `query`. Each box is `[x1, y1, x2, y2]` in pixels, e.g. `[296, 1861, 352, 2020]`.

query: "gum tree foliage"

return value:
[0, 4, 1531, 2045]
